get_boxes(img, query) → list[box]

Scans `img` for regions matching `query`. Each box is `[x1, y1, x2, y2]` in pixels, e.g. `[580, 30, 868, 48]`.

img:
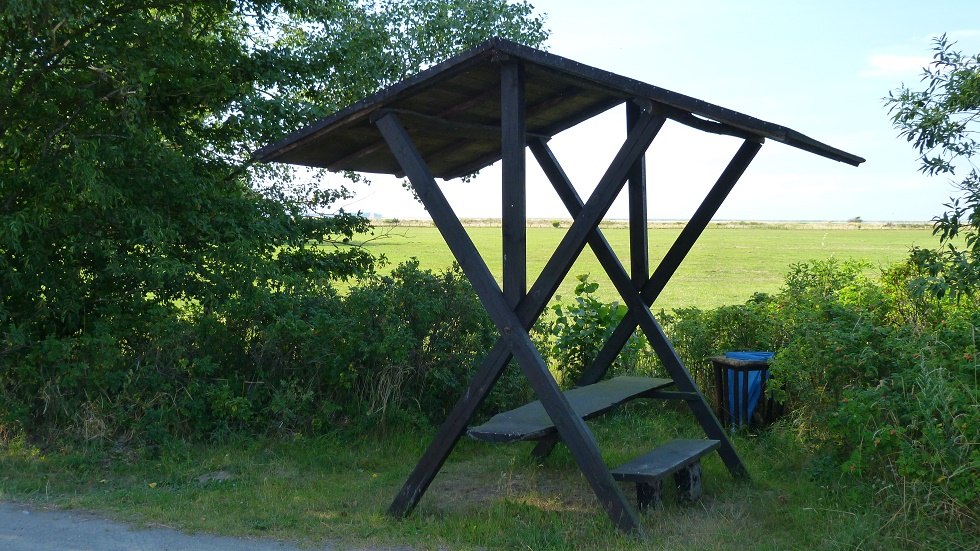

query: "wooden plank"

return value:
[375, 109, 549, 141]
[611, 439, 720, 482]
[468, 376, 672, 442]
[501, 60, 527, 308]
[627, 102, 648, 288]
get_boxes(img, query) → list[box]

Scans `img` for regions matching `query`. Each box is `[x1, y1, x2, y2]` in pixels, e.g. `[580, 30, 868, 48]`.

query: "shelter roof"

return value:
[254, 37, 864, 178]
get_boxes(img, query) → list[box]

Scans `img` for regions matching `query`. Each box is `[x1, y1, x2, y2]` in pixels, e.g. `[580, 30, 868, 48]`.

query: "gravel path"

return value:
[0, 502, 330, 551]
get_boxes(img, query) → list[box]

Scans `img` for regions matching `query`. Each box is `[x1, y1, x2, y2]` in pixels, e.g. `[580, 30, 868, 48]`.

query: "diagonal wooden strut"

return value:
[384, 107, 666, 524]
[528, 138, 763, 477]
[580, 140, 765, 394]
[377, 108, 666, 534]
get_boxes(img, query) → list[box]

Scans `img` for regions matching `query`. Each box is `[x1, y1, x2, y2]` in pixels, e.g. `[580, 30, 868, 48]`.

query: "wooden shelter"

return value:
[254, 37, 864, 536]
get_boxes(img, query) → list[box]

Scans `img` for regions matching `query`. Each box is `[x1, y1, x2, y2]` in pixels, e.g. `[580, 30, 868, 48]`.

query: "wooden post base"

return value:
[674, 460, 704, 502]
[626, 457, 705, 512]
[636, 480, 663, 511]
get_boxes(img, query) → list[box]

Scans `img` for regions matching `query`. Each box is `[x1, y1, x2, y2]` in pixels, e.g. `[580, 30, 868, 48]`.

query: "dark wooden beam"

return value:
[627, 101, 648, 288]
[657, 104, 760, 141]
[374, 108, 550, 142]
[375, 111, 648, 535]
[530, 137, 757, 476]
[525, 85, 581, 116]
[520, 110, 664, 319]
[579, 138, 764, 390]
[439, 85, 499, 117]
[501, 60, 527, 308]
[326, 141, 386, 172]
[379, 104, 549, 178]
[441, 97, 624, 180]
[389, 337, 513, 517]
[534, 96, 626, 139]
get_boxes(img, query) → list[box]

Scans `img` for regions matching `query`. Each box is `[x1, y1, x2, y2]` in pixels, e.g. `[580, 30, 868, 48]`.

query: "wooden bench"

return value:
[467, 376, 673, 442]
[611, 438, 720, 510]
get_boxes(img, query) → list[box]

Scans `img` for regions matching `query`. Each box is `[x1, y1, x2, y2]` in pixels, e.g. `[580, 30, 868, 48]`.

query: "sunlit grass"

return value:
[2, 405, 969, 549]
[358, 222, 934, 310]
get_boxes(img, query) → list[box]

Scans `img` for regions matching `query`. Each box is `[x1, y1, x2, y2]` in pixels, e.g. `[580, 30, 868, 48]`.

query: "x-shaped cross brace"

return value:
[527, 137, 762, 467]
[376, 101, 759, 535]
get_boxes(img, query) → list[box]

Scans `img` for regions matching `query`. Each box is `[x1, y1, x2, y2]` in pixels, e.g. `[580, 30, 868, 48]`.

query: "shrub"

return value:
[828, 303, 979, 528]
[0, 260, 520, 444]
[535, 274, 645, 387]
[730, 258, 976, 527]
[541, 259, 978, 528]
[339, 260, 526, 423]
[659, 294, 776, 392]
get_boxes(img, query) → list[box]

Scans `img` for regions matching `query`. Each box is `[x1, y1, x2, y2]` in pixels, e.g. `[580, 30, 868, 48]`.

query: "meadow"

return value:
[361, 221, 934, 309]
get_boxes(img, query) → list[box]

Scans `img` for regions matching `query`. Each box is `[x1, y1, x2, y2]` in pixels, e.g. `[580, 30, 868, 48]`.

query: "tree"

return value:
[887, 34, 980, 298]
[0, 0, 546, 437]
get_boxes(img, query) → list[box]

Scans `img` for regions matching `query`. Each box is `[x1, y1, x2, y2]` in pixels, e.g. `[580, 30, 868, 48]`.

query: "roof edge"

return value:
[253, 36, 865, 168]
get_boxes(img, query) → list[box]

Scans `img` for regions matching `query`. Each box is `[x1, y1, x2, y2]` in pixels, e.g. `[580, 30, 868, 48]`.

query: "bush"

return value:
[535, 274, 645, 387]
[701, 258, 977, 527]
[338, 260, 527, 423]
[0, 261, 522, 444]
[659, 294, 777, 392]
[541, 259, 978, 529]
[828, 303, 979, 528]
[765, 259, 903, 414]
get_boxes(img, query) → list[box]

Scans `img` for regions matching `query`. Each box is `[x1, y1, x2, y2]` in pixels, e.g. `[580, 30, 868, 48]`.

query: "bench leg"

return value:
[673, 460, 703, 502]
[635, 479, 663, 511]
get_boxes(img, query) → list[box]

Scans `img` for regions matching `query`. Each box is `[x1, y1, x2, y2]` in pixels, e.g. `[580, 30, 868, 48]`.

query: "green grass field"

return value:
[2, 406, 959, 550]
[361, 222, 934, 310]
[4, 221, 965, 550]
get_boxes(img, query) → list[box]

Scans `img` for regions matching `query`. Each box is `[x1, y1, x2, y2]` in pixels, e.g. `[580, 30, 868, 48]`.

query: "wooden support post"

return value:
[375, 110, 667, 535]
[388, 338, 512, 517]
[636, 480, 663, 511]
[627, 102, 648, 288]
[674, 461, 704, 502]
[501, 60, 527, 308]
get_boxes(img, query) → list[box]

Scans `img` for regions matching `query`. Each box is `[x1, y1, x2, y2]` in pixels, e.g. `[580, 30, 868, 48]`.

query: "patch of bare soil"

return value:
[421, 457, 601, 515]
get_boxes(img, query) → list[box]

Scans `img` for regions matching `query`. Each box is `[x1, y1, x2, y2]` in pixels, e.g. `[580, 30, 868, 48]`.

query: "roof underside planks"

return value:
[254, 37, 864, 179]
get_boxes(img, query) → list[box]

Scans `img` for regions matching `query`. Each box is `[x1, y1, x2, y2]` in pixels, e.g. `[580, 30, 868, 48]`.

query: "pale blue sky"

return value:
[337, 1, 980, 221]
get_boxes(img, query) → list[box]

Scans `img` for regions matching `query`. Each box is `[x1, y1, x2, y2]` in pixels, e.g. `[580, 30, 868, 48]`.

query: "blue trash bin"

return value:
[711, 351, 776, 428]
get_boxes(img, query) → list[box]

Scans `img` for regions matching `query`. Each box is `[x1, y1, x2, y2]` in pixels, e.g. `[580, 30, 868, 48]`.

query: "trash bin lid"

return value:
[724, 351, 774, 362]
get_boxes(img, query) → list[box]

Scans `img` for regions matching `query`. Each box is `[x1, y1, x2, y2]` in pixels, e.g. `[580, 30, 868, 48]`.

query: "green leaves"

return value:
[0, 0, 548, 440]
[887, 34, 980, 298]
[887, 34, 980, 177]
[538, 274, 638, 387]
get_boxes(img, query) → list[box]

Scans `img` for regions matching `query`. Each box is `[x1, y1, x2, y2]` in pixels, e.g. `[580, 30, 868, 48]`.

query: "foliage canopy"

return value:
[887, 34, 980, 297]
[0, 0, 546, 438]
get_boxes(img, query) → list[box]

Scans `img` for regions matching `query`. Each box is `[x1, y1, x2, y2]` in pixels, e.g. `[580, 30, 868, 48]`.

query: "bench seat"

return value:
[467, 376, 672, 443]
[611, 438, 720, 510]
[611, 438, 720, 482]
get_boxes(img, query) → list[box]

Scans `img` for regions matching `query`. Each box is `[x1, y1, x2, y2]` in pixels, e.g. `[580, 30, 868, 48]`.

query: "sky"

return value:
[331, 0, 980, 222]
